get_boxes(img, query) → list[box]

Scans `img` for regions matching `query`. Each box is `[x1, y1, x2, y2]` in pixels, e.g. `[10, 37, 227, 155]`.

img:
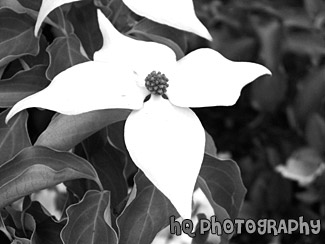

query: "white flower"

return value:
[7, 11, 270, 219]
[276, 148, 325, 186]
[35, 0, 212, 40]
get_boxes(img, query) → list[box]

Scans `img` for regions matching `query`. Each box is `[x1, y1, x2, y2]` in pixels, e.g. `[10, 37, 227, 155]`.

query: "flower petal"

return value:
[35, 0, 81, 36]
[167, 48, 271, 108]
[6, 61, 148, 123]
[124, 96, 205, 219]
[95, 10, 177, 86]
[123, 0, 212, 41]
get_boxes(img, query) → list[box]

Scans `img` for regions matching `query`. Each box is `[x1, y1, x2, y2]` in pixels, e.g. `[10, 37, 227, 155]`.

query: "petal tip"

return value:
[201, 29, 213, 42]
[34, 0, 82, 36]
[96, 9, 106, 22]
[207, 33, 213, 42]
[195, 24, 213, 41]
[263, 66, 272, 76]
[34, 24, 40, 37]
[5, 100, 29, 123]
[5, 109, 17, 124]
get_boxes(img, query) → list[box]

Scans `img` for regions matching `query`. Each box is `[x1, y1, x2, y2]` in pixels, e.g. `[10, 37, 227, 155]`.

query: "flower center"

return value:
[145, 71, 169, 95]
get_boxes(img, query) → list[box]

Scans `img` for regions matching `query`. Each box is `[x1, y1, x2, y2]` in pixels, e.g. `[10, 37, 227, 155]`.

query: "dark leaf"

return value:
[197, 154, 246, 242]
[61, 190, 118, 244]
[106, 121, 128, 153]
[251, 69, 287, 112]
[35, 109, 131, 151]
[304, 0, 325, 18]
[61, 188, 79, 219]
[117, 171, 178, 244]
[0, 65, 50, 107]
[0, 9, 39, 67]
[0, 0, 33, 14]
[282, 9, 314, 29]
[199, 154, 246, 221]
[306, 113, 325, 154]
[68, 2, 102, 58]
[0, 109, 31, 166]
[0, 146, 102, 209]
[106, 121, 138, 183]
[284, 30, 325, 63]
[252, 19, 282, 69]
[210, 28, 257, 62]
[294, 66, 325, 124]
[48, 7, 74, 36]
[205, 131, 217, 157]
[6, 226, 30, 243]
[17, 0, 42, 12]
[266, 173, 292, 214]
[45, 33, 89, 80]
[22, 36, 49, 68]
[5, 206, 36, 240]
[0, 213, 12, 242]
[23, 199, 65, 244]
[83, 130, 128, 209]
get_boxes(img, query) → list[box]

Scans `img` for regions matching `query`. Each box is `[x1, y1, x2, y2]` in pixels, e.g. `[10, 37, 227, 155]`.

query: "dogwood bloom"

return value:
[7, 11, 270, 219]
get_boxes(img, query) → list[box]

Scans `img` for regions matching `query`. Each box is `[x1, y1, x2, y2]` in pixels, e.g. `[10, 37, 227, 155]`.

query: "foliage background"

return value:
[0, 0, 325, 244]
[194, 0, 325, 243]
